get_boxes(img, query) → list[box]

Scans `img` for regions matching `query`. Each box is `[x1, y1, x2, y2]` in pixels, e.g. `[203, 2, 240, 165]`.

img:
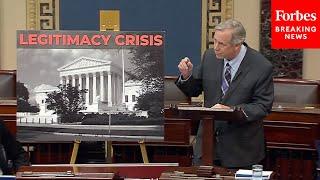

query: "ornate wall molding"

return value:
[260, 0, 302, 78]
[27, 0, 59, 30]
[203, 0, 233, 50]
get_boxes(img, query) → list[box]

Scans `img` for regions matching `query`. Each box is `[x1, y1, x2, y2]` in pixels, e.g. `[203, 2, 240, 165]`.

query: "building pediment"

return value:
[34, 84, 59, 93]
[58, 57, 111, 71]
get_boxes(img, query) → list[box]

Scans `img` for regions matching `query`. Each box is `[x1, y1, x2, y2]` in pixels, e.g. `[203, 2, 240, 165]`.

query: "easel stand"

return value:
[70, 140, 114, 164]
[105, 140, 113, 163]
[138, 140, 149, 163]
[70, 139, 81, 164]
[70, 139, 149, 164]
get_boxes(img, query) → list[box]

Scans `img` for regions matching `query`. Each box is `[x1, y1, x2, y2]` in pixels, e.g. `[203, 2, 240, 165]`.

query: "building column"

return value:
[72, 75, 76, 87]
[60, 76, 64, 85]
[121, 75, 124, 104]
[100, 72, 104, 101]
[93, 72, 97, 103]
[66, 76, 70, 85]
[85, 73, 90, 105]
[108, 72, 112, 107]
[118, 74, 122, 104]
[78, 74, 82, 90]
[117, 74, 121, 104]
[113, 73, 116, 104]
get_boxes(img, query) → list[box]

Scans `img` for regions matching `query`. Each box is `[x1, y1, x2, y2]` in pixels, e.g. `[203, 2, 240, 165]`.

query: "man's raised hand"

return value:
[178, 57, 193, 80]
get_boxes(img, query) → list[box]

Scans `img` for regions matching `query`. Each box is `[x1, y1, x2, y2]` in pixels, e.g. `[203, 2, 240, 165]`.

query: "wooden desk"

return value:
[17, 171, 114, 180]
[17, 163, 179, 179]
[159, 166, 235, 179]
[17, 164, 241, 180]
[264, 104, 320, 179]
[265, 104, 320, 150]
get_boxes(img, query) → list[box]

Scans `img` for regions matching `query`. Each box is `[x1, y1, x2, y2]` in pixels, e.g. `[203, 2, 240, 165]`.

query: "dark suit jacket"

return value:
[0, 120, 29, 174]
[176, 46, 274, 167]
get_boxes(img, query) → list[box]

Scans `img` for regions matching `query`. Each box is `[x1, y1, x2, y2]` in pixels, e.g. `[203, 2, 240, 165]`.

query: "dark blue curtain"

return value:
[59, 0, 202, 75]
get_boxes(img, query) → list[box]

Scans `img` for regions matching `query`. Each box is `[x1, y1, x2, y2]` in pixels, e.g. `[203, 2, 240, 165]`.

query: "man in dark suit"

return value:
[0, 120, 29, 174]
[176, 19, 274, 168]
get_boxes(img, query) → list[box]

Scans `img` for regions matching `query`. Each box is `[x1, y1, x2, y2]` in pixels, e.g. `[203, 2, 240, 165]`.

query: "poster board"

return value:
[16, 30, 165, 142]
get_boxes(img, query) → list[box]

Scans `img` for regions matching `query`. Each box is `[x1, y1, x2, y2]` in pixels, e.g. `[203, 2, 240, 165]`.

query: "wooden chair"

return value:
[0, 70, 16, 98]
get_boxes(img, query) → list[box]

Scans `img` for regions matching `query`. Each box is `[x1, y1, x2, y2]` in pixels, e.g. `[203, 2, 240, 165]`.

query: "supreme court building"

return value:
[57, 56, 125, 112]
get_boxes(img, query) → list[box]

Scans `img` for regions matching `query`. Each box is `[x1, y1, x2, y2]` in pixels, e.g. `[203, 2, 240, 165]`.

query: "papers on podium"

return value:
[177, 106, 234, 112]
[176, 105, 247, 122]
[235, 169, 273, 179]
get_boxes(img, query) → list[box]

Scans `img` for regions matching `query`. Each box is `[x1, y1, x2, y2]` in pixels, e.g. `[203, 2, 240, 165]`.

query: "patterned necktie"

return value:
[221, 63, 231, 96]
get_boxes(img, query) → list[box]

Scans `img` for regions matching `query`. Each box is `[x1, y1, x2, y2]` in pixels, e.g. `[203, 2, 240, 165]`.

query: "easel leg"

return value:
[139, 140, 149, 163]
[70, 139, 81, 164]
[105, 141, 113, 163]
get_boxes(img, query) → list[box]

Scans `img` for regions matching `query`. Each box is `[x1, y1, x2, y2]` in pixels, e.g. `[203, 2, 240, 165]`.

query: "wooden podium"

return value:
[16, 163, 179, 179]
[165, 105, 246, 165]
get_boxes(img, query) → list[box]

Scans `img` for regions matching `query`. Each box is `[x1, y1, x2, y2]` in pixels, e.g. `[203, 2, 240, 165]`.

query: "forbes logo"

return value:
[275, 10, 317, 21]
